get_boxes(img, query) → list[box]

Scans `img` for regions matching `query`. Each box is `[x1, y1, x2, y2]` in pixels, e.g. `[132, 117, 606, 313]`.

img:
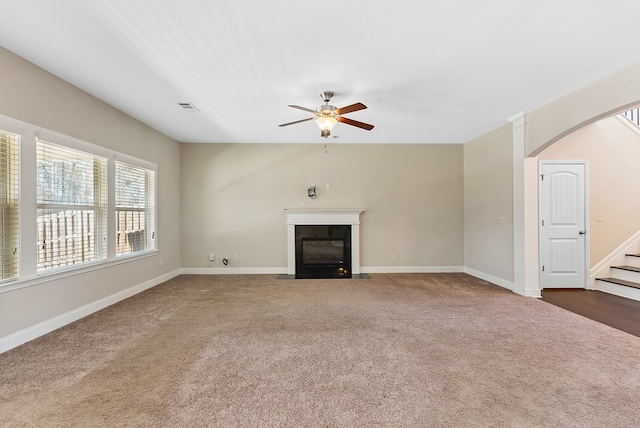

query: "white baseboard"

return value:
[0, 266, 527, 354]
[183, 266, 464, 275]
[361, 266, 464, 274]
[0, 269, 180, 354]
[463, 267, 515, 291]
[524, 287, 542, 298]
[180, 267, 287, 275]
[184, 266, 505, 278]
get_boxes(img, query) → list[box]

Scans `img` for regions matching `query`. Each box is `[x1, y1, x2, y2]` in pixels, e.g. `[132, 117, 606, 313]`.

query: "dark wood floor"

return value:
[541, 289, 640, 338]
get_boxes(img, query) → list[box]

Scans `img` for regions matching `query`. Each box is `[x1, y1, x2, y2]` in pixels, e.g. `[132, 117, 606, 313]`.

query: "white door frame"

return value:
[538, 160, 590, 289]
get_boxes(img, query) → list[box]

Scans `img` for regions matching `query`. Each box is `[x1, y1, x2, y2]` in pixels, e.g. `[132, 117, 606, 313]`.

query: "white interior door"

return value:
[539, 162, 587, 289]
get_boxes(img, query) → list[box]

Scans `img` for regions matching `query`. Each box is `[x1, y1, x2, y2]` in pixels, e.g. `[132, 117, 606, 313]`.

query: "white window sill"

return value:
[0, 250, 159, 294]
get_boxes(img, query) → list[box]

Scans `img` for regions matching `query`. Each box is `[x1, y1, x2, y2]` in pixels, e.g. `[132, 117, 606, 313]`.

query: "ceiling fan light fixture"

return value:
[315, 116, 337, 131]
[279, 91, 374, 135]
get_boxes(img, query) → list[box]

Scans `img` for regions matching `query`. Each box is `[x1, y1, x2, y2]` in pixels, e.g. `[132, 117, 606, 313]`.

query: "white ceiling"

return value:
[1, 0, 639, 144]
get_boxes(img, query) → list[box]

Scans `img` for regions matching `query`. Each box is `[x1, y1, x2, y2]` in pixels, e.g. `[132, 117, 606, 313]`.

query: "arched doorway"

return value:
[513, 72, 640, 297]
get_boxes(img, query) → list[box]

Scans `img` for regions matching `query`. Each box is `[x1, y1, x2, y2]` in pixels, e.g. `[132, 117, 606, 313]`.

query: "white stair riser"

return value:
[625, 256, 640, 268]
[596, 280, 640, 302]
[610, 268, 640, 283]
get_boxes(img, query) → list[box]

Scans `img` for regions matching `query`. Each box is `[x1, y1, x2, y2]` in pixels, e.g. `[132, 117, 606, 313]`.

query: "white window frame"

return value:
[36, 139, 108, 273]
[114, 158, 157, 257]
[0, 114, 158, 292]
[0, 129, 20, 283]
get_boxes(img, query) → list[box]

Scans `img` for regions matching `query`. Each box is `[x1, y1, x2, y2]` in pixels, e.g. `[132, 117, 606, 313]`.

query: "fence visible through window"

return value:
[1, 120, 157, 282]
[115, 160, 155, 256]
[36, 140, 107, 272]
[37, 209, 97, 270]
[116, 209, 147, 255]
[1, 206, 19, 279]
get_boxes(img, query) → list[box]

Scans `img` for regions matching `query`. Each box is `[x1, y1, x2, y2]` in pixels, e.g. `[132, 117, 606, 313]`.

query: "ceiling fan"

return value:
[278, 91, 374, 138]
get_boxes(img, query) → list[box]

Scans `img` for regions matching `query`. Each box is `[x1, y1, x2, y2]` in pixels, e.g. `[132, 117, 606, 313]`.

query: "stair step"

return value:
[611, 265, 640, 273]
[624, 254, 640, 268]
[597, 277, 640, 290]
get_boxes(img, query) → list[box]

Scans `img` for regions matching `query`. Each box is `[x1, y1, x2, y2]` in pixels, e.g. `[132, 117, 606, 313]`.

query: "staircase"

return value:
[622, 107, 640, 128]
[593, 111, 640, 301]
[596, 252, 640, 301]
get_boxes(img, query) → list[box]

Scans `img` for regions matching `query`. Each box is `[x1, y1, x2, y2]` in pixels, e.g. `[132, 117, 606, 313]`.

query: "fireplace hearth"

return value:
[295, 225, 351, 279]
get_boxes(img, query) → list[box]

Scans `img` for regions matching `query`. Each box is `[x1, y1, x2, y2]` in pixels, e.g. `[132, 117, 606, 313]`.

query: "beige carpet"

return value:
[1, 273, 640, 427]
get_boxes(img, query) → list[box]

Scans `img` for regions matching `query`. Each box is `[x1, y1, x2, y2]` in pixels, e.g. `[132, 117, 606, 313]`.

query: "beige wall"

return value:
[2, 43, 639, 344]
[181, 143, 464, 270]
[539, 116, 640, 267]
[526, 59, 640, 156]
[463, 124, 514, 282]
[462, 60, 640, 295]
[0, 47, 181, 339]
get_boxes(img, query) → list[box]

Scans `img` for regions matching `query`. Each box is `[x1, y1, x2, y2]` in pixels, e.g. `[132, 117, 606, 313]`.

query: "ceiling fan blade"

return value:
[288, 105, 316, 114]
[338, 116, 374, 131]
[278, 117, 315, 127]
[335, 102, 367, 115]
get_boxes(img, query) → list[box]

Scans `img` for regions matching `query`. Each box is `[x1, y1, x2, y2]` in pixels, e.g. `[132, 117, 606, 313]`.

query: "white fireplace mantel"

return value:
[284, 209, 363, 275]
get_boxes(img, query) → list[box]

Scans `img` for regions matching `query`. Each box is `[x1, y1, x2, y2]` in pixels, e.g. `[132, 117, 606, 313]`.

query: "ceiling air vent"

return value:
[178, 102, 199, 112]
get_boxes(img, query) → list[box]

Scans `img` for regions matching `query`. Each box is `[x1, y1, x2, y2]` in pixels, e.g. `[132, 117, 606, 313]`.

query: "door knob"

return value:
[578, 230, 587, 235]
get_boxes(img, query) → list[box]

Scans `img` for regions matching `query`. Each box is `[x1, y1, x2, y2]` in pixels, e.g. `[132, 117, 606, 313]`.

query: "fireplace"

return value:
[295, 225, 351, 278]
[285, 209, 363, 278]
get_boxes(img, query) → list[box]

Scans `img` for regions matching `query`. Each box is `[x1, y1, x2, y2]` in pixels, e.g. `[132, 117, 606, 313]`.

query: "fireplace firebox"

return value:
[295, 225, 351, 279]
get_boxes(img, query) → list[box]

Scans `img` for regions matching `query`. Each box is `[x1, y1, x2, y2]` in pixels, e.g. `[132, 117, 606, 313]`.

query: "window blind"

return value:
[0, 130, 19, 281]
[115, 161, 156, 256]
[37, 140, 107, 271]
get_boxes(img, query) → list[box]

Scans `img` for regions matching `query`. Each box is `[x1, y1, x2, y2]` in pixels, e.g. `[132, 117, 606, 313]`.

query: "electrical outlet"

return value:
[209, 253, 215, 261]
[159, 259, 163, 267]
[234, 253, 239, 260]
[393, 252, 399, 260]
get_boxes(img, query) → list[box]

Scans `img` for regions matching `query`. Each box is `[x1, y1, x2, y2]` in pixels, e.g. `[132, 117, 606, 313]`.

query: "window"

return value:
[36, 140, 107, 271]
[0, 114, 159, 288]
[1, 129, 19, 281]
[115, 161, 155, 256]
